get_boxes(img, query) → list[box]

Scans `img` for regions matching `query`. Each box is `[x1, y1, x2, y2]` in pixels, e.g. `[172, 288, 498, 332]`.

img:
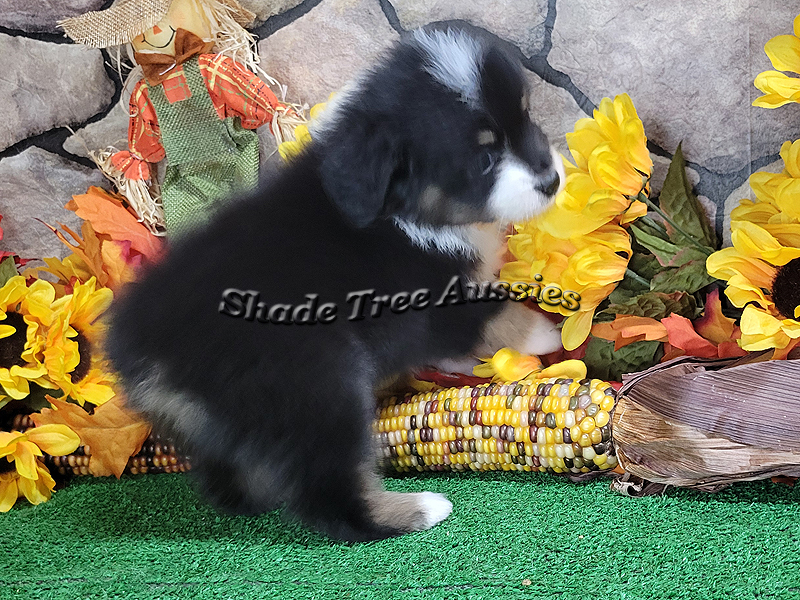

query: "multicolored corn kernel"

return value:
[13, 416, 194, 477]
[375, 378, 618, 475]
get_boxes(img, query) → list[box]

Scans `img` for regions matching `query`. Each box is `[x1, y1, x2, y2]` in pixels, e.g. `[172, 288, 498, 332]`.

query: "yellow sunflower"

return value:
[707, 143, 800, 354]
[473, 347, 587, 381]
[502, 94, 651, 351]
[754, 14, 800, 108]
[0, 277, 52, 401]
[0, 424, 80, 511]
[43, 278, 116, 406]
[537, 94, 652, 239]
[501, 222, 631, 351]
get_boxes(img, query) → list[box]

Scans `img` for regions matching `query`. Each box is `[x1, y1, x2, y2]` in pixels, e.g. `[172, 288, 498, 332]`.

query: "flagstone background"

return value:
[1, 0, 798, 258]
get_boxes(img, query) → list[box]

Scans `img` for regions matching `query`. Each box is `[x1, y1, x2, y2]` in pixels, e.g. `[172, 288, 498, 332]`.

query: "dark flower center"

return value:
[72, 330, 92, 383]
[0, 312, 27, 369]
[773, 257, 800, 321]
[0, 459, 14, 475]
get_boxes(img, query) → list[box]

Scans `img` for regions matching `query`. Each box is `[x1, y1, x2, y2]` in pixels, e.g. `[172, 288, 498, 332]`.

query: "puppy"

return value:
[107, 29, 564, 541]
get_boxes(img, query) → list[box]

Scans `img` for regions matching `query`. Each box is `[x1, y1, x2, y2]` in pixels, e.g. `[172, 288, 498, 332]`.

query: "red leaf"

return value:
[694, 288, 738, 345]
[661, 313, 719, 358]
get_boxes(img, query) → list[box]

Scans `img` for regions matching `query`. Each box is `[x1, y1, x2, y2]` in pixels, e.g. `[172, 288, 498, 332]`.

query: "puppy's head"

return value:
[315, 29, 563, 230]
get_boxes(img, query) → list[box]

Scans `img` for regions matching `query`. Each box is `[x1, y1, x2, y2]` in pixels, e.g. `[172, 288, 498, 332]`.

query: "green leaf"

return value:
[627, 253, 662, 280]
[0, 256, 19, 288]
[24, 385, 64, 412]
[629, 224, 682, 265]
[597, 290, 699, 320]
[584, 337, 663, 382]
[666, 247, 712, 268]
[658, 143, 717, 248]
[650, 260, 717, 294]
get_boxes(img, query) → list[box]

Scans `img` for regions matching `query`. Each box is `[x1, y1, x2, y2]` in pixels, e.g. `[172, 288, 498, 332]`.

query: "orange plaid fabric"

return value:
[127, 54, 282, 164]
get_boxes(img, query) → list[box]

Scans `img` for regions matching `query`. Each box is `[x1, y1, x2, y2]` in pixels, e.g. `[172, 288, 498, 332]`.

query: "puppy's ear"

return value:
[318, 117, 400, 228]
[480, 46, 525, 138]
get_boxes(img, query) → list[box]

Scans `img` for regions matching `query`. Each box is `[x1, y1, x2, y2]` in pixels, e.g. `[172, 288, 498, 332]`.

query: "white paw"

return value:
[417, 491, 453, 529]
[434, 356, 480, 375]
[516, 311, 563, 355]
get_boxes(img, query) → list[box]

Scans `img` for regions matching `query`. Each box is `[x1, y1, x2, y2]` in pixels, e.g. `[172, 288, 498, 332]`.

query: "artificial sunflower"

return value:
[0, 277, 51, 402]
[42, 278, 116, 406]
[501, 222, 631, 351]
[502, 94, 651, 352]
[754, 14, 800, 108]
[707, 144, 800, 354]
[473, 347, 588, 381]
[537, 94, 652, 239]
[0, 424, 80, 511]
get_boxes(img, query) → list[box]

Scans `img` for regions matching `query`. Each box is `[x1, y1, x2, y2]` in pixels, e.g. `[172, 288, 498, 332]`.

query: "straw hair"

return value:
[59, 0, 256, 48]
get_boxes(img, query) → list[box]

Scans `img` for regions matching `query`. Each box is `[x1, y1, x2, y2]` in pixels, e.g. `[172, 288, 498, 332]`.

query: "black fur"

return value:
[106, 31, 558, 541]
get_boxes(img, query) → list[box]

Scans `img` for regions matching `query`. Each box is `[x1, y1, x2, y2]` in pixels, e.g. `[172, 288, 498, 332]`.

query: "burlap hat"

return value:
[59, 0, 256, 48]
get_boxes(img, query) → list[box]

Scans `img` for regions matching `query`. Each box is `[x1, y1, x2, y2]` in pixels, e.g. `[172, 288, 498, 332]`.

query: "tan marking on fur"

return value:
[464, 221, 506, 282]
[478, 129, 497, 146]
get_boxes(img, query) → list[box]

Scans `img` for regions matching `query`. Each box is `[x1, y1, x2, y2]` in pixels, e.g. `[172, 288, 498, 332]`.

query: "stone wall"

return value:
[1, 0, 798, 258]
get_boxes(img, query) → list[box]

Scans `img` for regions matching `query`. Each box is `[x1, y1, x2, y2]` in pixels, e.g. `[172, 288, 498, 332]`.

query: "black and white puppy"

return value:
[107, 29, 564, 541]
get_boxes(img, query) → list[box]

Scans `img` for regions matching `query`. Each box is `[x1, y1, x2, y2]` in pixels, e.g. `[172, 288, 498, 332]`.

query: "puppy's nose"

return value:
[536, 170, 560, 197]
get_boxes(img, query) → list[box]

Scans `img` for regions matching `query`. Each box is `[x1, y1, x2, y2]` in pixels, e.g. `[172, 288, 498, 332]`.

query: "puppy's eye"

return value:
[479, 150, 497, 175]
[477, 129, 497, 146]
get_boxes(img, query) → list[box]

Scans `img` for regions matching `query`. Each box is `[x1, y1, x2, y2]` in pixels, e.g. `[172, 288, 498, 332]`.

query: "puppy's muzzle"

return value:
[536, 169, 561, 197]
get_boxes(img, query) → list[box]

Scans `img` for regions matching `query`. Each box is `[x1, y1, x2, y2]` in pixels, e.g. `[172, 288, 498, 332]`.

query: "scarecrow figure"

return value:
[60, 0, 302, 237]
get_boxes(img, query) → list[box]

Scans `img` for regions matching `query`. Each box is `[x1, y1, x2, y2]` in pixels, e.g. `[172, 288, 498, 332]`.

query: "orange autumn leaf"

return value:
[591, 315, 669, 350]
[773, 338, 800, 360]
[66, 187, 163, 260]
[39, 220, 109, 288]
[662, 314, 728, 359]
[31, 396, 151, 478]
[100, 240, 138, 290]
[694, 288, 737, 345]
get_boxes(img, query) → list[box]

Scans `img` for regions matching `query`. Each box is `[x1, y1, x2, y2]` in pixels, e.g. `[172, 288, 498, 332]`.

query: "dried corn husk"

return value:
[613, 355, 800, 492]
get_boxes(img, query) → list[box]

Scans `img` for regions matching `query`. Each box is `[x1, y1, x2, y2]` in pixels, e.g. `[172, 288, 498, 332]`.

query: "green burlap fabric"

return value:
[149, 56, 260, 238]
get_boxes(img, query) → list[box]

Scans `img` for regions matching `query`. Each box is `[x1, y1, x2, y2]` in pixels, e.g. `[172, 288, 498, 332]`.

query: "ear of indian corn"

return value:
[10, 414, 191, 477]
[375, 378, 618, 474]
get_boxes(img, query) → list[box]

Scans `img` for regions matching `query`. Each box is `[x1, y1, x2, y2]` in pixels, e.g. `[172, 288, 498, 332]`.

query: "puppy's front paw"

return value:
[416, 491, 453, 530]
[480, 303, 564, 357]
[515, 310, 563, 356]
[434, 356, 481, 375]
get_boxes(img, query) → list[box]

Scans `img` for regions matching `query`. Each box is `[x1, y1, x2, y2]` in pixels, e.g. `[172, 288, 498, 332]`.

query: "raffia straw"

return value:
[194, 0, 307, 145]
[89, 148, 167, 236]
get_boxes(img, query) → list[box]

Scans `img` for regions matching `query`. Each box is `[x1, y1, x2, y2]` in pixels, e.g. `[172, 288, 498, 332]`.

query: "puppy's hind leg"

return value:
[362, 473, 453, 534]
[191, 454, 280, 516]
[289, 460, 452, 541]
[280, 376, 452, 541]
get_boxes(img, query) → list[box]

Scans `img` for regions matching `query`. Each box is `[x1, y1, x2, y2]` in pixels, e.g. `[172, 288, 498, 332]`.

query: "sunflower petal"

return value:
[539, 359, 587, 380]
[26, 424, 81, 456]
[561, 309, 595, 351]
[765, 34, 800, 74]
[17, 468, 51, 505]
[731, 221, 800, 265]
[739, 305, 794, 350]
[0, 475, 19, 512]
[14, 441, 40, 480]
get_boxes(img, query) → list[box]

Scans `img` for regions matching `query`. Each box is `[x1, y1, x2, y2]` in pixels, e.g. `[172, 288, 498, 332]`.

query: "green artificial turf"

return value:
[2, 472, 800, 600]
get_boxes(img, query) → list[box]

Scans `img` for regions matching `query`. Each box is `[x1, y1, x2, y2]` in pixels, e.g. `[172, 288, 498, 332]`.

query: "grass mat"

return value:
[2, 472, 800, 599]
